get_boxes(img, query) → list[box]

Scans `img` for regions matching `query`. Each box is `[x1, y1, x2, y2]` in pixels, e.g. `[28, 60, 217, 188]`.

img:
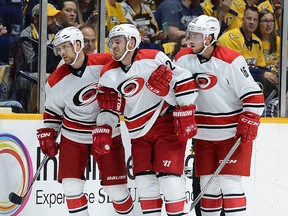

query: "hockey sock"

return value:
[112, 194, 134, 215]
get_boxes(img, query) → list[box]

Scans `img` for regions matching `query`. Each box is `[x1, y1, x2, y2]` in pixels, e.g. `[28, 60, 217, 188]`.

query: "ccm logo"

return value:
[219, 159, 238, 164]
[241, 118, 259, 126]
[37, 133, 51, 139]
[116, 94, 122, 112]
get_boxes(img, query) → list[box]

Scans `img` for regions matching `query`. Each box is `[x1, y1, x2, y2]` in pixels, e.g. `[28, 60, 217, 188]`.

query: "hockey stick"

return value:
[190, 137, 242, 211]
[9, 154, 49, 204]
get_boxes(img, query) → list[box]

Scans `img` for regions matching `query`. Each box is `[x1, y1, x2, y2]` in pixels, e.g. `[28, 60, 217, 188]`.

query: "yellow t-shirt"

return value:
[105, 0, 127, 32]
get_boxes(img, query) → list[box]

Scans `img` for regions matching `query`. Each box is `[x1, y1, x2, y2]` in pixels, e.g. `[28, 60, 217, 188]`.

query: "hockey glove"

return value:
[146, 65, 172, 97]
[236, 111, 260, 143]
[37, 128, 58, 158]
[173, 104, 197, 141]
[96, 87, 125, 113]
[92, 125, 112, 155]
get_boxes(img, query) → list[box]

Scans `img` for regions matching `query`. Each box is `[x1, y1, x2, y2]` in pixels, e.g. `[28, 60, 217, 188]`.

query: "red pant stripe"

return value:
[113, 195, 134, 214]
[165, 198, 187, 215]
[140, 197, 163, 214]
[66, 194, 88, 212]
[201, 195, 223, 209]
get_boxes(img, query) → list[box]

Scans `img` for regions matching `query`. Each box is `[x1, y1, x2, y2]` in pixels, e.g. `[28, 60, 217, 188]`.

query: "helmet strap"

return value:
[114, 38, 137, 62]
[68, 43, 82, 66]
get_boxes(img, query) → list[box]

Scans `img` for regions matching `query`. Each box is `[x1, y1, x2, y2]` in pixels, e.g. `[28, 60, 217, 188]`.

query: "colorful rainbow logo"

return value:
[0, 133, 33, 215]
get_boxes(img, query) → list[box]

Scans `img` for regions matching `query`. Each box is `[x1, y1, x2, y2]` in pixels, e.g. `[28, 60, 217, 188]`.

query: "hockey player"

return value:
[36, 27, 134, 216]
[173, 15, 265, 215]
[93, 23, 198, 216]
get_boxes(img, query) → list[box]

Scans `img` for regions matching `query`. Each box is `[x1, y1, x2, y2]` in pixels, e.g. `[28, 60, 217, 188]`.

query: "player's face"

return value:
[55, 42, 76, 64]
[187, 32, 205, 53]
[108, 36, 127, 61]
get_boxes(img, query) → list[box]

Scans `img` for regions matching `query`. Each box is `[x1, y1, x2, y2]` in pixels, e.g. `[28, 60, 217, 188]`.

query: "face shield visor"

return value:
[185, 31, 205, 43]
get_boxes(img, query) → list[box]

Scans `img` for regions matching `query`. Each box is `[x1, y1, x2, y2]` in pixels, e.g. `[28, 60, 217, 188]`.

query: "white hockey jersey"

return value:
[43, 53, 120, 144]
[97, 49, 198, 139]
[174, 46, 265, 141]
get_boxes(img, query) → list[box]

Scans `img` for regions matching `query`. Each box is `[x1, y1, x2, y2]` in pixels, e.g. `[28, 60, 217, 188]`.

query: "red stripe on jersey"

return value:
[195, 114, 240, 125]
[223, 196, 246, 209]
[212, 46, 241, 64]
[43, 112, 62, 121]
[48, 64, 70, 87]
[165, 198, 187, 214]
[242, 93, 264, 105]
[175, 78, 198, 95]
[86, 53, 112, 66]
[112, 195, 133, 213]
[201, 196, 223, 209]
[140, 197, 163, 211]
[62, 117, 94, 131]
[66, 194, 87, 210]
[125, 109, 156, 131]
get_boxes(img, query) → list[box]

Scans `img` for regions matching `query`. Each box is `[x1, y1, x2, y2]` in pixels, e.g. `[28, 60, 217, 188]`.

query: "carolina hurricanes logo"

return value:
[117, 77, 145, 98]
[196, 74, 217, 90]
[73, 82, 98, 106]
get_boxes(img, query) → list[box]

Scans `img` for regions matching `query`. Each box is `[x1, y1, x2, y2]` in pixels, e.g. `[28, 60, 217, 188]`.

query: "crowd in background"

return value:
[0, 0, 284, 115]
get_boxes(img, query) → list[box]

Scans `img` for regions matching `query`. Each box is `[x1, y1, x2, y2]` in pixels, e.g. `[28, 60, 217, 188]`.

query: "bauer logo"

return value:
[0, 133, 33, 215]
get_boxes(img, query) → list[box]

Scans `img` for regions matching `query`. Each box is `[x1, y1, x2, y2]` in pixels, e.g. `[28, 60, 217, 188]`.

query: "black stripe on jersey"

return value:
[174, 76, 195, 88]
[62, 125, 92, 134]
[64, 112, 96, 125]
[176, 89, 198, 98]
[198, 124, 237, 129]
[124, 101, 161, 121]
[99, 109, 120, 118]
[243, 104, 265, 108]
[43, 120, 62, 125]
[195, 109, 242, 116]
[239, 90, 263, 100]
[129, 125, 146, 133]
[45, 108, 62, 117]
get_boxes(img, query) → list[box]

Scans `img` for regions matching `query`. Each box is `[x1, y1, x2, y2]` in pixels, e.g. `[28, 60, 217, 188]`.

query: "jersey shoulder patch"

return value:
[213, 46, 241, 64]
[100, 59, 119, 77]
[135, 49, 159, 61]
[87, 53, 112, 66]
[48, 64, 70, 87]
[174, 47, 194, 61]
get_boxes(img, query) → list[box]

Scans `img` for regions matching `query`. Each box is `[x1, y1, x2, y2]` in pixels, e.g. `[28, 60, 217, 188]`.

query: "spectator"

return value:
[218, 6, 277, 95]
[80, 26, 97, 54]
[255, 9, 280, 101]
[55, 0, 78, 33]
[106, 0, 127, 33]
[169, 35, 191, 59]
[154, 0, 203, 42]
[121, 0, 166, 50]
[0, 24, 7, 36]
[15, 3, 62, 112]
[77, 0, 98, 29]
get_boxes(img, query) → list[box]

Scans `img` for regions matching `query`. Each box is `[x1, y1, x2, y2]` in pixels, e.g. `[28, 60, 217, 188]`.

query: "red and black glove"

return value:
[96, 87, 125, 113]
[92, 125, 112, 155]
[236, 111, 260, 143]
[146, 65, 172, 96]
[173, 104, 197, 141]
[37, 128, 58, 158]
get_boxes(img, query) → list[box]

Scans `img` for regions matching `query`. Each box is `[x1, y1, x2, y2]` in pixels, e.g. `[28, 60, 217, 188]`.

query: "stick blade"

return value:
[9, 192, 24, 205]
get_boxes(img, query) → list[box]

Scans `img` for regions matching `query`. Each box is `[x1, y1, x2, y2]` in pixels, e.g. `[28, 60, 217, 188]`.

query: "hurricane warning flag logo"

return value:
[0, 134, 33, 215]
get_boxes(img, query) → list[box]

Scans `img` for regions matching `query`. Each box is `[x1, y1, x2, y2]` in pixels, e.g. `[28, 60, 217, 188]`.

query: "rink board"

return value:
[0, 115, 287, 216]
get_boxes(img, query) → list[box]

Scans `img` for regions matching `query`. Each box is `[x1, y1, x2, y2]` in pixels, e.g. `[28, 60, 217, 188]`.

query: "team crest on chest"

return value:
[73, 82, 98, 106]
[196, 74, 217, 90]
[118, 77, 145, 98]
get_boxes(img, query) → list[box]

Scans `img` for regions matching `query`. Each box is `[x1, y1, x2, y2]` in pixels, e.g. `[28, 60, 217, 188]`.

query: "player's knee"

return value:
[200, 175, 221, 195]
[103, 184, 130, 201]
[135, 172, 161, 197]
[158, 174, 186, 201]
[62, 178, 85, 196]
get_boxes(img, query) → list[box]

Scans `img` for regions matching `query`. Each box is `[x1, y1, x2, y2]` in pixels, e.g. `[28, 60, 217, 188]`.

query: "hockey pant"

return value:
[135, 173, 188, 216]
[103, 184, 134, 215]
[200, 175, 246, 216]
